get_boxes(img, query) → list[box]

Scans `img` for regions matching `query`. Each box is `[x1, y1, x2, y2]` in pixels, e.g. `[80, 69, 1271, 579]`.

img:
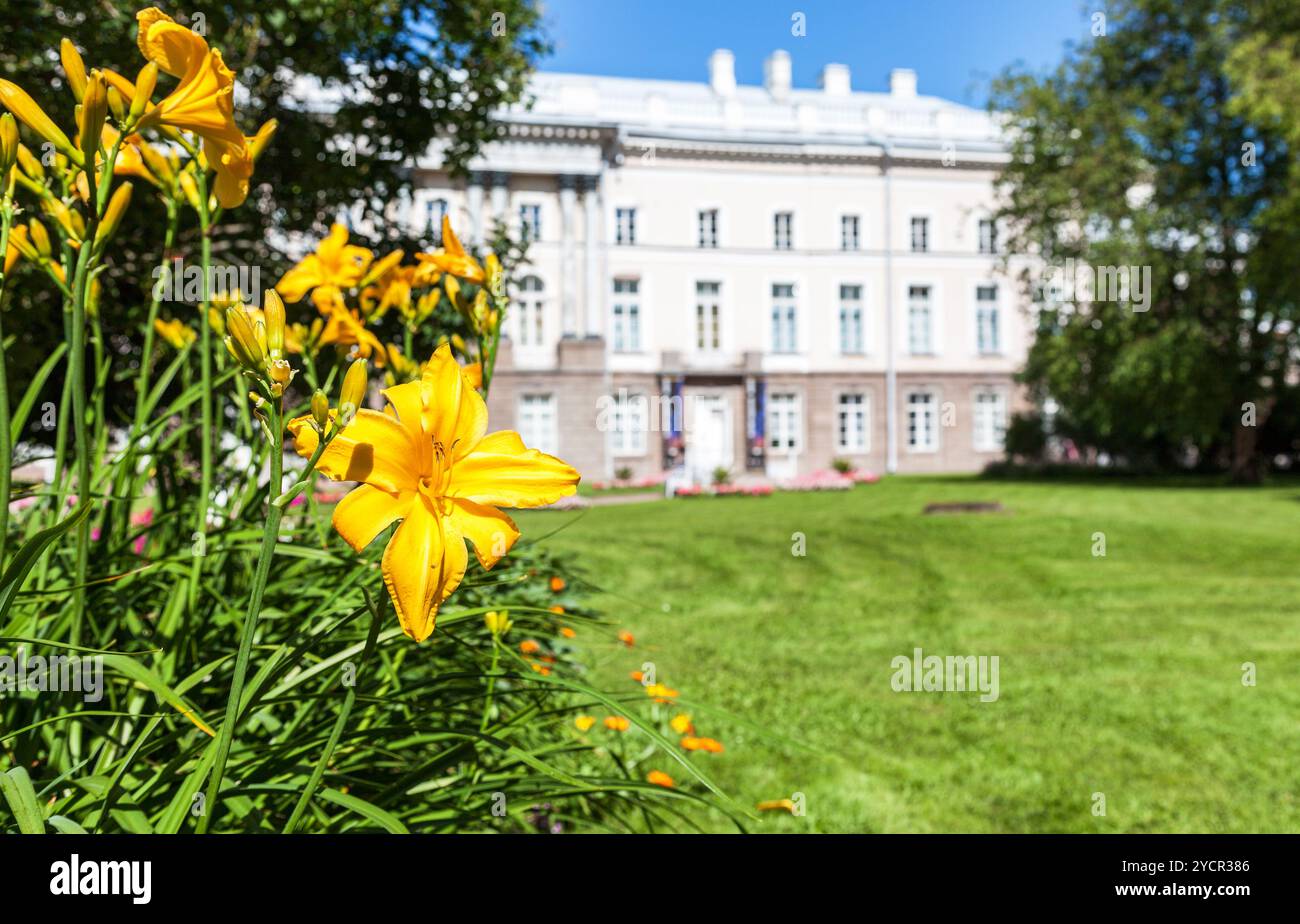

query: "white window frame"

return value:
[906, 390, 938, 453]
[769, 282, 798, 354]
[614, 206, 637, 246]
[838, 282, 866, 355]
[518, 393, 558, 455]
[974, 283, 1001, 355]
[610, 392, 648, 456]
[909, 214, 931, 253]
[693, 279, 723, 352]
[907, 283, 935, 355]
[767, 392, 802, 454]
[840, 214, 861, 251]
[518, 201, 543, 242]
[773, 211, 794, 251]
[697, 208, 720, 249]
[514, 275, 546, 347]
[611, 277, 641, 353]
[977, 217, 997, 255]
[835, 391, 870, 453]
[972, 389, 1008, 452]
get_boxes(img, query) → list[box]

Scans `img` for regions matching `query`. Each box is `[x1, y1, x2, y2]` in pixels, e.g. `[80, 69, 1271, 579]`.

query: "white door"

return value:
[687, 396, 731, 483]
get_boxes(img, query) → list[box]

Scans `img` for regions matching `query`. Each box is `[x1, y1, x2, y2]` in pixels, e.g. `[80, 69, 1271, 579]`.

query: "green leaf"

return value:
[316, 788, 409, 833]
[0, 767, 46, 833]
[9, 344, 67, 444]
[101, 654, 216, 736]
[0, 503, 92, 623]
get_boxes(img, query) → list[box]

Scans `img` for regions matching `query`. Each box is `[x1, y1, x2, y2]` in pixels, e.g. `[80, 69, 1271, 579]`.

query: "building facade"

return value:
[409, 50, 1030, 482]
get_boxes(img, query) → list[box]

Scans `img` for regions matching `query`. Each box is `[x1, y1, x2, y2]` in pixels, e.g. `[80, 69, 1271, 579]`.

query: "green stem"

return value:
[283, 591, 386, 833]
[188, 169, 214, 609]
[0, 200, 14, 564]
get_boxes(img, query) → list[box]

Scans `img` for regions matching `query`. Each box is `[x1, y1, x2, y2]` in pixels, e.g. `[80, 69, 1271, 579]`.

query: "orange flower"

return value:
[669, 714, 694, 735]
[618, 630, 635, 647]
[519, 640, 541, 655]
[559, 627, 576, 639]
[549, 576, 566, 592]
[646, 771, 675, 788]
[574, 715, 596, 732]
[530, 663, 551, 676]
[756, 799, 796, 813]
[549, 605, 565, 615]
[629, 670, 644, 683]
[681, 736, 724, 753]
[603, 716, 630, 732]
[644, 683, 679, 701]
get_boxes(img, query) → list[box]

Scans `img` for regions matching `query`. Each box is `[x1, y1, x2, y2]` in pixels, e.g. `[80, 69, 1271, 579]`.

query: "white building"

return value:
[408, 50, 1029, 481]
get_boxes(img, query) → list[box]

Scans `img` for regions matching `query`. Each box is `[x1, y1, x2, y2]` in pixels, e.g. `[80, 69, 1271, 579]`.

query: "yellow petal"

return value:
[421, 343, 487, 457]
[449, 431, 580, 509]
[382, 496, 468, 642]
[276, 256, 325, 303]
[137, 10, 205, 79]
[449, 498, 519, 569]
[288, 409, 419, 494]
[382, 380, 432, 474]
[332, 483, 412, 553]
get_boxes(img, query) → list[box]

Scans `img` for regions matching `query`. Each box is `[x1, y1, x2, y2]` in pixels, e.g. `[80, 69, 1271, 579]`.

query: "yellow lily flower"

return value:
[318, 306, 386, 364]
[154, 317, 196, 349]
[276, 223, 374, 306]
[287, 344, 580, 641]
[134, 8, 251, 208]
[416, 215, 485, 285]
[4, 225, 28, 275]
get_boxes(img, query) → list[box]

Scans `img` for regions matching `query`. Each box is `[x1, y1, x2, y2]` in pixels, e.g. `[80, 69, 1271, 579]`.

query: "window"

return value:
[695, 281, 721, 350]
[907, 392, 937, 451]
[697, 209, 719, 249]
[973, 391, 1007, 451]
[976, 284, 1000, 354]
[837, 393, 869, 452]
[840, 214, 860, 251]
[773, 212, 793, 250]
[519, 203, 541, 241]
[611, 279, 641, 352]
[516, 275, 545, 346]
[768, 393, 800, 452]
[425, 197, 448, 240]
[770, 284, 797, 354]
[910, 216, 930, 253]
[615, 207, 637, 246]
[908, 285, 933, 354]
[518, 394, 557, 455]
[839, 284, 864, 354]
[978, 218, 997, 254]
[610, 393, 647, 455]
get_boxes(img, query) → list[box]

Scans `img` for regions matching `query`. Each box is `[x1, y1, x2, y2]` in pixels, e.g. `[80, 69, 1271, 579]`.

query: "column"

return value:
[489, 172, 509, 233]
[581, 175, 600, 338]
[466, 172, 485, 246]
[559, 175, 578, 337]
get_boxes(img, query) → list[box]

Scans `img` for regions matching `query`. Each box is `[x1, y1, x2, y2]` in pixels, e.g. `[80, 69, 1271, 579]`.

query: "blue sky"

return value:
[538, 0, 1091, 108]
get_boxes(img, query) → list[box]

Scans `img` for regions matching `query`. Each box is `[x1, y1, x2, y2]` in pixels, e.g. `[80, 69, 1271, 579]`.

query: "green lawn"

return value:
[516, 476, 1300, 833]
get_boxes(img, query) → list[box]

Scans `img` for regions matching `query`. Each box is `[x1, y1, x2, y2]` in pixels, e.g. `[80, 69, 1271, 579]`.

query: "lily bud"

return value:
[95, 181, 133, 245]
[263, 289, 286, 358]
[129, 63, 157, 125]
[225, 306, 266, 370]
[78, 72, 108, 168]
[106, 87, 127, 124]
[484, 610, 513, 638]
[0, 114, 17, 176]
[60, 39, 88, 102]
[28, 218, 51, 257]
[0, 79, 78, 163]
[337, 359, 367, 424]
[311, 390, 330, 431]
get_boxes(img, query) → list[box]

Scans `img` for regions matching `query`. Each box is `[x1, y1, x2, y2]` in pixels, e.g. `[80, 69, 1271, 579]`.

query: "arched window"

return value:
[516, 276, 545, 346]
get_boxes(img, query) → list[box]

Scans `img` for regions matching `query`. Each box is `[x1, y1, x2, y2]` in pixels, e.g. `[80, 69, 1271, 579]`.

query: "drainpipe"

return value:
[879, 138, 898, 475]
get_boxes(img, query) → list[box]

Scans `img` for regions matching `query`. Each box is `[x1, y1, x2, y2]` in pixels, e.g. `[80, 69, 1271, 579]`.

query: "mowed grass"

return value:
[516, 476, 1300, 833]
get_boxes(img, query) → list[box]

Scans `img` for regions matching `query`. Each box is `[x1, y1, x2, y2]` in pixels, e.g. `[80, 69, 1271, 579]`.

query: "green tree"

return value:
[992, 0, 1300, 480]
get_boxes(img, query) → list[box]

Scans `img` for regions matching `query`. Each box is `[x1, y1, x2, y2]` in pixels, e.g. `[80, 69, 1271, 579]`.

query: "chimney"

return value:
[709, 49, 736, 97]
[820, 63, 851, 96]
[764, 50, 792, 100]
[890, 68, 917, 99]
